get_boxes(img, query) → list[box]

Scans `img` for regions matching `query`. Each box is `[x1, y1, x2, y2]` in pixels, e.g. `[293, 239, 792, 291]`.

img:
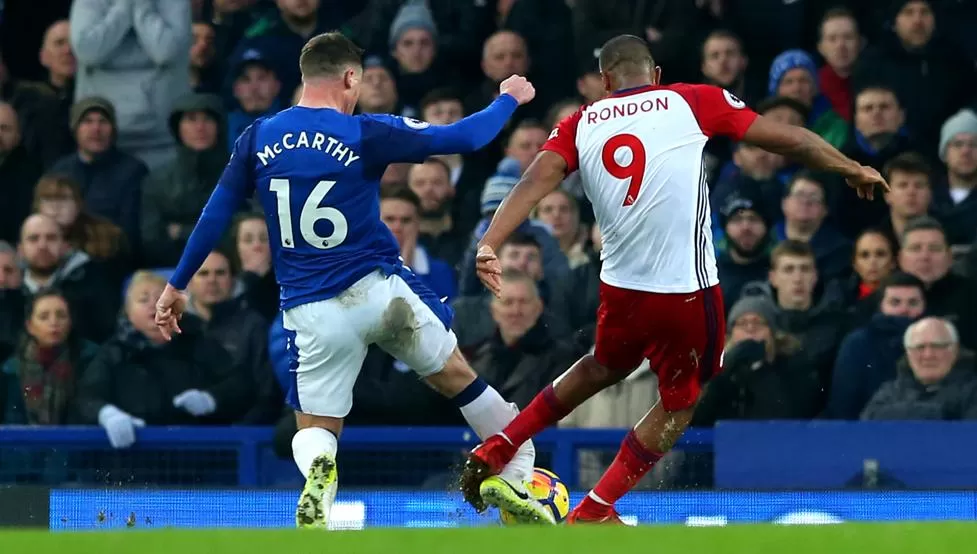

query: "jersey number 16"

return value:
[270, 178, 349, 250]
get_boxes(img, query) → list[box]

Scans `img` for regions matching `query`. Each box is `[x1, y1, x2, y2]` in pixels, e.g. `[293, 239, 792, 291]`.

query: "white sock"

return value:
[292, 427, 338, 479]
[457, 383, 535, 484]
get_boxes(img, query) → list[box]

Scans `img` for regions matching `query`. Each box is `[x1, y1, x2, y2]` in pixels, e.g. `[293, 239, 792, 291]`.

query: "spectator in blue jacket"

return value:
[380, 186, 457, 302]
[775, 171, 852, 282]
[824, 271, 927, 419]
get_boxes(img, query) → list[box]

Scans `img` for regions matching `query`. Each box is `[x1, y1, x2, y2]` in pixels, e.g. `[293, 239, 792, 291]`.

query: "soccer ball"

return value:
[499, 468, 571, 524]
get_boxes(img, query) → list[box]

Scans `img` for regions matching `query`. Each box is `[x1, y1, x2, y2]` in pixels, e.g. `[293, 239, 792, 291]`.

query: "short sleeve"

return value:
[671, 84, 758, 141]
[540, 109, 582, 174]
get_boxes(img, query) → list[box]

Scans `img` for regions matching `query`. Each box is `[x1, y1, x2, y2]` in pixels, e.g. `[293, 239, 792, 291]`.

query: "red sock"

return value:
[502, 384, 571, 446]
[584, 430, 663, 511]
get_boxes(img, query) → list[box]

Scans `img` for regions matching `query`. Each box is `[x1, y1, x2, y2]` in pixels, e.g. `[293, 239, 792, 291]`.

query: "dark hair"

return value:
[299, 32, 364, 79]
[883, 152, 931, 183]
[501, 231, 542, 252]
[770, 239, 815, 268]
[878, 270, 926, 296]
[419, 88, 464, 114]
[756, 96, 810, 121]
[505, 118, 548, 147]
[701, 29, 743, 57]
[853, 227, 898, 260]
[853, 83, 900, 105]
[19, 288, 81, 358]
[227, 211, 267, 273]
[380, 185, 421, 211]
[819, 6, 859, 38]
[599, 35, 655, 78]
[786, 170, 827, 197]
[205, 248, 237, 276]
[901, 215, 947, 246]
[544, 99, 582, 129]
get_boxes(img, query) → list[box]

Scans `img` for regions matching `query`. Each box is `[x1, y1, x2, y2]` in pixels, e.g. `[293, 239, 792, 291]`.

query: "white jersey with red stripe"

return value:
[542, 83, 758, 294]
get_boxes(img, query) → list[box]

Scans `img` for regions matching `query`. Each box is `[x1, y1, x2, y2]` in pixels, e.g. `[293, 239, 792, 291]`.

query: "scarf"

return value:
[17, 341, 75, 425]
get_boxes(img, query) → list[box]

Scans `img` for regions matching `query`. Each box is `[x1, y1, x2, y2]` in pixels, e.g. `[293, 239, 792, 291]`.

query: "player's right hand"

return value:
[845, 165, 889, 201]
[475, 244, 503, 298]
[499, 75, 536, 106]
[155, 283, 188, 341]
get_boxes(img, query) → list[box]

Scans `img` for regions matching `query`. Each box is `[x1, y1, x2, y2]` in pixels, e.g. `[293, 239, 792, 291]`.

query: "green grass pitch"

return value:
[0, 523, 974, 554]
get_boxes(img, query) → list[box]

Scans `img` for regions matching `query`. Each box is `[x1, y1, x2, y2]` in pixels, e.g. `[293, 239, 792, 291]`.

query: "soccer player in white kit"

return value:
[460, 34, 888, 523]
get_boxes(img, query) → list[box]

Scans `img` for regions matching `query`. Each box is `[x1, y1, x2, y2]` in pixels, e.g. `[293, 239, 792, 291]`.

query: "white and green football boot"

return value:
[296, 453, 338, 529]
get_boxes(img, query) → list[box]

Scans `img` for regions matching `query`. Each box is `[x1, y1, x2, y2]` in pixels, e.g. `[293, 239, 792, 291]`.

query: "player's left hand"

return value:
[845, 165, 888, 201]
[155, 283, 188, 341]
[475, 244, 503, 298]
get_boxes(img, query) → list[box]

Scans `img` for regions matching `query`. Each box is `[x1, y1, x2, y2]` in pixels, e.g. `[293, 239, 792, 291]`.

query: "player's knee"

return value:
[577, 354, 627, 387]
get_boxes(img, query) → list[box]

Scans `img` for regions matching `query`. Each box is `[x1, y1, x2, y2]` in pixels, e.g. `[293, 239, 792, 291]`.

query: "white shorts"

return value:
[281, 270, 457, 418]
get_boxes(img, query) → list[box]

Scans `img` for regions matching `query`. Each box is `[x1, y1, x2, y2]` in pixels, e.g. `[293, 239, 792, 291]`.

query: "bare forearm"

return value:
[479, 151, 567, 250]
[766, 127, 860, 177]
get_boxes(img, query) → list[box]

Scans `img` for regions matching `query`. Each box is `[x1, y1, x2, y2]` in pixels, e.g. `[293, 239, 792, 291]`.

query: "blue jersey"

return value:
[169, 94, 519, 311]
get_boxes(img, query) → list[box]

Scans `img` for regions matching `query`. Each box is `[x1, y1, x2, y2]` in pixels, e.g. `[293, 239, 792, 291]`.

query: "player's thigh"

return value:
[373, 271, 457, 378]
[646, 285, 726, 412]
[281, 300, 368, 419]
[593, 282, 654, 374]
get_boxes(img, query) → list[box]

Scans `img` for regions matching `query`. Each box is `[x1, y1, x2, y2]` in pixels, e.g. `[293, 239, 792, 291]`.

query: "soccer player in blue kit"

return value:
[153, 32, 552, 527]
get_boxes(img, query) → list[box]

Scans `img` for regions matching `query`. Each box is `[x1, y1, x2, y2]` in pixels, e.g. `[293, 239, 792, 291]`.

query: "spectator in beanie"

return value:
[716, 190, 774, 312]
[77, 271, 251, 449]
[141, 93, 228, 268]
[776, 171, 852, 282]
[186, 250, 278, 424]
[458, 157, 568, 296]
[825, 271, 926, 420]
[692, 295, 821, 425]
[853, 0, 977, 157]
[407, 157, 467, 268]
[769, 49, 847, 148]
[2, 289, 98, 425]
[816, 8, 861, 122]
[227, 49, 282, 148]
[380, 186, 457, 302]
[49, 97, 147, 245]
[575, 55, 604, 105]
[932, 109, 977, 248]
[387, 0, 448, 117]
[0, 101, 42, 245]
[861, 317, 977, 421]
[32, 173, 129, 284]
[18, 214, 118, 343]
[69, 0, 191, 170]
[898, 217, 977, 349]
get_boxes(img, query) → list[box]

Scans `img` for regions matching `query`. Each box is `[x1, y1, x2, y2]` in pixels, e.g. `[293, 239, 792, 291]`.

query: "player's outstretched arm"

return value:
[475, 151, 566, 296]
[742, 115, 889, 200]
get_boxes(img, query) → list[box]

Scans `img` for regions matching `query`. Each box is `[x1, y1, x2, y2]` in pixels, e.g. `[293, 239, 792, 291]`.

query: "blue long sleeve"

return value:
[425, 94, 519, 154]
[169, 184, 242, 289]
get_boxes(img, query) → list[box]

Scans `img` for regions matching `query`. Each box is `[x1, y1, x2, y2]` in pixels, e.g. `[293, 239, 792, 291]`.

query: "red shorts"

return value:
[593, 283, 725, 412]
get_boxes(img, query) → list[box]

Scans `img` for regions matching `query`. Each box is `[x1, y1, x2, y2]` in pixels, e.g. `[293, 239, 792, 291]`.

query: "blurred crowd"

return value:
[3, 0, 977, 453]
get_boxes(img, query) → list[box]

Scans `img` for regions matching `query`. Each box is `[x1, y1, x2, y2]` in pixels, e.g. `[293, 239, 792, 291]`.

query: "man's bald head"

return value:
[481, 31, 529, 83]
[599, 35, 659, 90]
[20, 213, 63, 242]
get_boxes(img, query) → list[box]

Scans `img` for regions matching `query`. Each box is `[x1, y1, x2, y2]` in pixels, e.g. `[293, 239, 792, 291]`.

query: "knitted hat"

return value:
[233, 47, 276, 79]
[719, 188, 771, 230]
[938, 109, 977, 161]
[70, 96, 115, 132]
[727, 296, 779, 331]
[480, 157, 522, 215]
[389, 0, 437, 49]
[768, 49, 819, 96]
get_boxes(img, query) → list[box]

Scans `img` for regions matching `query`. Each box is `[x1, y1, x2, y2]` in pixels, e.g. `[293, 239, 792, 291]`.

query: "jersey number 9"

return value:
[270, 178, 349, 249]
[601, 133, 647, 207]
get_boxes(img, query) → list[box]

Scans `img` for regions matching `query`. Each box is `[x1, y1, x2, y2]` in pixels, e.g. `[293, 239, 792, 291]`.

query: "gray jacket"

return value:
[861, 353, 977, 421]
[70, 0, 191, 164]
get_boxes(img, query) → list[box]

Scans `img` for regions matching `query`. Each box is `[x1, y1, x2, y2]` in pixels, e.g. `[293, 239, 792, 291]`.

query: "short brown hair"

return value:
[770, 239, 815, 269]
[599, 35, 654, 79]
[819, 7, 858, 37]
[883, 152, 931, 183]
[299, 32, 364, 79]
[380, 185, 421, 212]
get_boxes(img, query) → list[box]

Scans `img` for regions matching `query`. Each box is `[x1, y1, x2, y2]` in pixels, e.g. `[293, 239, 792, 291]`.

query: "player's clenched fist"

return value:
[499, 75, 535, 105]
